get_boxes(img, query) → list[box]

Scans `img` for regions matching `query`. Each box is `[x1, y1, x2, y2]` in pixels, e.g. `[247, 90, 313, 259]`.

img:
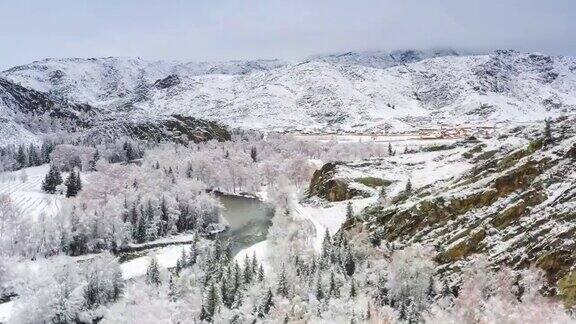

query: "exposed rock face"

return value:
[0, 77, 230, 145]
[342, 116, 576, 303]
[308, 163, 372, 201]
[154, 74, 180, 89]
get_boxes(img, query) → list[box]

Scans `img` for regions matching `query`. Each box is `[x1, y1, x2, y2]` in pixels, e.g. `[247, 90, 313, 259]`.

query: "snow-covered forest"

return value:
[0, 125, 575, 324]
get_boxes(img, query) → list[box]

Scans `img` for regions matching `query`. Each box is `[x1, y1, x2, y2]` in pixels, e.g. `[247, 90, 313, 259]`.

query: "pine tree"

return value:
[250, 146, 258, 163]
[346, 201, 353, 219]
[405, 179, 412, 195]
[76, 171, 82, 191]
[28, 144, 39, 167]
[136, 213, 147, 243]
[315, 274, 325, 301]
[388, 142, 393, 156]
[41, 164, 63, 194]
[233, 262, 242, 294]
[344, 250, 356, 276]
[378, 186, 387, 204]
[251, 252, 258, 274]
[16, 145, 27, 169]
[257, 264, 265, 282]
[544, 117, 553, 144]
[427, 277, 436, 301]
[145, 256, 161, 285]
[328, 271, 340, 298]
[349, 278, 357, 298]
[189, 236, 198, 266]
[276, 265, 289, 298]
[220, 276, 230, 308]
[159, 196, 169, 236]
[175, 247, 187, 275]
[201, 282, 218, 321]
[321, 229, 331, 259]
[123, 141, 134, 161]
[65, 171, 81, 197]
[88, 149, 99, 171]
[243, 254, 252, 284]
[168, 275, 177, 301]
[258, 288, 274, 318]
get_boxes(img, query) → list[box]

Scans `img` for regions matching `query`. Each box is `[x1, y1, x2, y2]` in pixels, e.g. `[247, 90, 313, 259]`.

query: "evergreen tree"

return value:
[41, 164, 63, 194]
[201, 282, 218, 322]
[328, 271, 340, 298]
[189, 236, 198, 266]
[220, 276, 231, 308]
[427, 277, 436, 301]
[315, 274, 325, 301]
[344, 250, 356, 276]
[243, 254, 252, 284]
[250, 146, 258, 163]
[378, 186, 387, 204]
[88, 149, 99, 171]
[349, 278, 357, 298]
[135, 213, 147, 243]
[145, 256, 161, 285]
[16, 145, 27, 169]
[175, 247, 187, 275]
[321, 229, 331, 259]
[405, 179, 412, 194]
[40, 141, 54, 164]
[345, 201, 353, 219]
[388, 142, 393, 156]
[28, 144, 39, 166]
[544, 117, 553, 144]
[123, 141, 135, 161]
[159, 196, 169, 236]
[258, 288, 274, 318]
[257, 264, 265, 282]
[276, 265, 289, 298]
[251, 252, 258, 275]
[65, 171, 81, 197]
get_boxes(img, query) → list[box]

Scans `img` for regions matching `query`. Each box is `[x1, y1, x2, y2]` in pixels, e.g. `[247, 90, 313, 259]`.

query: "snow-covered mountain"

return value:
[2, 49, 576, 139]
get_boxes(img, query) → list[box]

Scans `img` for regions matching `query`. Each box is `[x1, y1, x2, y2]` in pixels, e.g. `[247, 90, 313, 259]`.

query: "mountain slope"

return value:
[2, 50, 576, 134]
[332, 116, 576, 304]
[0, 77, 230, 145]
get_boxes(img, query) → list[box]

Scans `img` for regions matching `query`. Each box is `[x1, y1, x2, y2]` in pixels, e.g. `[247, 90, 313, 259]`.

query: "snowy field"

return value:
[0, 301, 13, 323]
[0, 165, 62, 221]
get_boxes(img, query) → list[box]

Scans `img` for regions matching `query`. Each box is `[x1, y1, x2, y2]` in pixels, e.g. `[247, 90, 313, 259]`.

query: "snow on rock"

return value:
[3, 50, 575, 135]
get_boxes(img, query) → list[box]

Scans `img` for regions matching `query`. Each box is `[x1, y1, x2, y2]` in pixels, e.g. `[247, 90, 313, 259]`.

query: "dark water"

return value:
[217, 194, 274, 256]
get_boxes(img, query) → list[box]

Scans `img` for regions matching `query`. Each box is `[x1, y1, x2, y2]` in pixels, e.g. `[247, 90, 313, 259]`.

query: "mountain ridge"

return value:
[1, 49, 575, 144]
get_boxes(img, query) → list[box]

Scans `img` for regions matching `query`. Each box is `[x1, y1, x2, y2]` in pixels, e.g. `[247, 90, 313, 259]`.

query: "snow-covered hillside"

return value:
[3, 49, 575, 134]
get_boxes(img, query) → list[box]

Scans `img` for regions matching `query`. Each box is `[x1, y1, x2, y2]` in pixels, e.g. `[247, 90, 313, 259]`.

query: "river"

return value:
[217, 194, 275, 256]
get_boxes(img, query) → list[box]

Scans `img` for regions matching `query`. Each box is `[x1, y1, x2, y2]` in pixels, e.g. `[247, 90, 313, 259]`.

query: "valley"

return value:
[0, 50, 574, 324]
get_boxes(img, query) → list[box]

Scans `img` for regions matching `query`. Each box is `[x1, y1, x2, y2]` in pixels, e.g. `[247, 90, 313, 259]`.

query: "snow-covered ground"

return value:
[294, 195, 377, 252]
[0, 165, 62, 221]
[120, 244, 190, 280]
[0, 300, 14, 323]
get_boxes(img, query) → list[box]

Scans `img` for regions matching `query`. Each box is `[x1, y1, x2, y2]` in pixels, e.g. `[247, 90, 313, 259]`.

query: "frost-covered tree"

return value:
[65, 170, 82, 197]
[83, 253, 124, 309]
[387, 245, 435, 318]
[276, 265, 290, 298]
[41, 164, 63, 194]
[346, 201, 354, 219]
[405, 178, 412, 195]
[146, 256, 161, 286]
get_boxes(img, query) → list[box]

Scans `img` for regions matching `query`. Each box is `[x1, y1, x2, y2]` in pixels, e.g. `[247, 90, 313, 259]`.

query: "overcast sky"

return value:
[1, 0, 575, 69]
